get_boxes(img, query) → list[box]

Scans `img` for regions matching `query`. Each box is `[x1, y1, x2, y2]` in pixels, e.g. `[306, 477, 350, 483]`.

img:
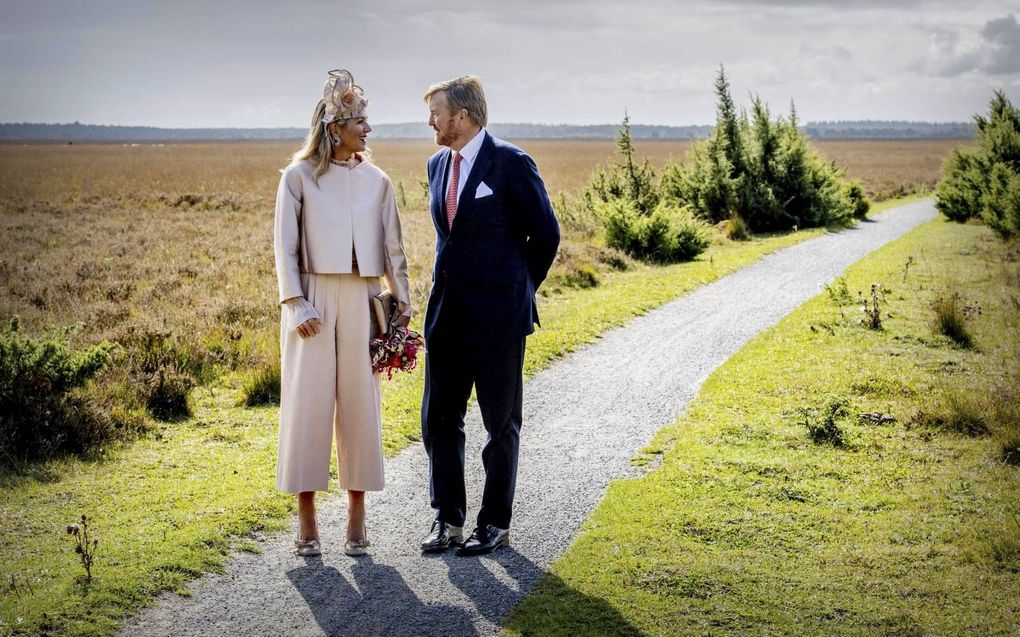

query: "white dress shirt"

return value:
[445, 127, 486, 203]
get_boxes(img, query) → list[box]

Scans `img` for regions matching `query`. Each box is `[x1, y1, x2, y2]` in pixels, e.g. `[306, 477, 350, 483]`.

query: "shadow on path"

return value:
[288, 555, 477, 637]
[444, 547, 643, 636]
[286, 548, 641, 636]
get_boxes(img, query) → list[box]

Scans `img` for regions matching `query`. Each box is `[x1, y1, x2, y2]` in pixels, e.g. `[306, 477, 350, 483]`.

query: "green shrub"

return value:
[981, 163, 1020, 240]
[146, 368, 195, 420]
[600, 200, 709, 263]
[721, 213, 750, 241]
[799, 397, 852, 448]
[660, 136, 737, 225]
[845, 182, 871, 219]
[662, 68, 862, 233]
[937, 90, 1020, 239]
[935, 150, 985, 222]
[0, 317, 115, 468]
[242, 361, 281, 407]
[124, 329, 211, 421]
[582, 113, 659, 216]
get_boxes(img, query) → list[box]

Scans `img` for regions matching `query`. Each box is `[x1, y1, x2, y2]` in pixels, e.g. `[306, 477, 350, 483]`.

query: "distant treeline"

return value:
[0, 120, 974, 142]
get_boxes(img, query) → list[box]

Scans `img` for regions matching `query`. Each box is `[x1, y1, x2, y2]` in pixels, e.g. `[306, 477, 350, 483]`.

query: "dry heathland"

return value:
[0, 139, 965, 457]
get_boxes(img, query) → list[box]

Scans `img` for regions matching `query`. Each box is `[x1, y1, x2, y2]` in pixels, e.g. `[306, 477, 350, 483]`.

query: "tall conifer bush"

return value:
[585, 115, 709, 263]
[936, 90, 1020, 239]
[662, 66, 867, 232]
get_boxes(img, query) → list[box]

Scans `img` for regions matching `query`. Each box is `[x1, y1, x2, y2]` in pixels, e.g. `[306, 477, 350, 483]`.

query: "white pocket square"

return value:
[475, 181, 493, 198]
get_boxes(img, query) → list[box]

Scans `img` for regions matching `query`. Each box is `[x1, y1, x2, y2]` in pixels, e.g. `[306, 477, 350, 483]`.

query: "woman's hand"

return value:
[297, 317, 322, 338]
[284, 297, 322, 338]
[393, 302, 411, 329]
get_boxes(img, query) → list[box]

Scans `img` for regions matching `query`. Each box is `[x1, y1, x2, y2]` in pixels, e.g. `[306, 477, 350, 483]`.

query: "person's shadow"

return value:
[287, 555, 478, 637]
[287, 549, 641, 636]
[442, 547, 643, 636]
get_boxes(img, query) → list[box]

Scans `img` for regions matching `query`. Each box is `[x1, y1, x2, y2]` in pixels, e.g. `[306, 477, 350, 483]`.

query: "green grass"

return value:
[504, 217, 1020, 636]
[0, 202, 914, 637]
[0, 380, 291, 636]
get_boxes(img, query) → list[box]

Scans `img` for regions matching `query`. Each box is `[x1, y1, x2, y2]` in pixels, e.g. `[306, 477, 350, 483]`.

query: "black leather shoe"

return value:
[420, 520, 464, 553]
[455, 525, 510, 556]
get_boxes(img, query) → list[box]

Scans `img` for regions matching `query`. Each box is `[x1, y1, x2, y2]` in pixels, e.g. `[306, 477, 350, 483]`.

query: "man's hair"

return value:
[424, 75, 488, 128]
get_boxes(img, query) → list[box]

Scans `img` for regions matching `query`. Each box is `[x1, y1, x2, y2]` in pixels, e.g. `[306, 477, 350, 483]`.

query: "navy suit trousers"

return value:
[421, 333, 525, 530]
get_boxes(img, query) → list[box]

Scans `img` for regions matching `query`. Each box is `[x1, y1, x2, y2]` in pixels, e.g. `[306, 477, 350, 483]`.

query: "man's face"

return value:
[427, 91, 459, 148]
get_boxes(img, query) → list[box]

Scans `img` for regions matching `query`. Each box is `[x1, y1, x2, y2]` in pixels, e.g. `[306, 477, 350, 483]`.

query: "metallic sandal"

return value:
[343, 528, 371, 557]
[295, 536, 321, 557]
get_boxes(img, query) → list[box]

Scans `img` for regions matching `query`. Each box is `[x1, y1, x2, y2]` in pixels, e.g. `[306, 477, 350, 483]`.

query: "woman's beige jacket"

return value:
[274, 158, 411, 310]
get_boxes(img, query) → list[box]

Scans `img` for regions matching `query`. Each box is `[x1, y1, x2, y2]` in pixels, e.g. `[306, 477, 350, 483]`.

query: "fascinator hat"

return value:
[322, 69, 368, 124]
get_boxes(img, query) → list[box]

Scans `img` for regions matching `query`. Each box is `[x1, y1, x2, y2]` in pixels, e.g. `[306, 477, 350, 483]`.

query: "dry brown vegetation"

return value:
[0, 138, 968, 438]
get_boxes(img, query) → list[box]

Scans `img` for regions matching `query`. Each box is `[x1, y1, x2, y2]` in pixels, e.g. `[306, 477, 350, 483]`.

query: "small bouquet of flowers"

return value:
[370, 326, 423, 380]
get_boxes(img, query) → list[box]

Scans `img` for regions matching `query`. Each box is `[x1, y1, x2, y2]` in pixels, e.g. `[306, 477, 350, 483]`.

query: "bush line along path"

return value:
[120, 201, 936, 636]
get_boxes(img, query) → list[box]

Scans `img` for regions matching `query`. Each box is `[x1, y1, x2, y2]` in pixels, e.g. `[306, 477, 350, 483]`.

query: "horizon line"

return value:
[0, 119, 976, 129]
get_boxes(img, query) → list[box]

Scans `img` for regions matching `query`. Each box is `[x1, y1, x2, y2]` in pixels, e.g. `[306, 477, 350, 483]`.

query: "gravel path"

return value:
[122, 201, 936, 637]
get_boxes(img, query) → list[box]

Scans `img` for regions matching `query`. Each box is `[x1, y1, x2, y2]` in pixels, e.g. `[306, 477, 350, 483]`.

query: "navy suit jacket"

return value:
[424, 132, 560, 342]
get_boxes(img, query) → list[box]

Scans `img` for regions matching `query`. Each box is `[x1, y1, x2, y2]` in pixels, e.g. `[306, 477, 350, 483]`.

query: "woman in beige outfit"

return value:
[274, 69, 411, 557]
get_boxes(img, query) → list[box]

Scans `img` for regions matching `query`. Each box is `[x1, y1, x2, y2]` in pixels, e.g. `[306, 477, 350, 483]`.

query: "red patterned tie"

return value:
[445, 151, 462, 230]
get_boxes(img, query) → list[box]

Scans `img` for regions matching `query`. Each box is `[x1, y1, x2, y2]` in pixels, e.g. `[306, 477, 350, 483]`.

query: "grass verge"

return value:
[0, 202, 916, 636]
[504, 216, 1020, 636]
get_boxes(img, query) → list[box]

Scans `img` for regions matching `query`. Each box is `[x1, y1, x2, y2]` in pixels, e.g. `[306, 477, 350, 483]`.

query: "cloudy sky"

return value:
[1, 0, 1018, 128]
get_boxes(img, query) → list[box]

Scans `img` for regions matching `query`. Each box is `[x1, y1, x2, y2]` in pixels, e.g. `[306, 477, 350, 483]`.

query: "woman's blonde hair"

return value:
[291, 100, 370, 184]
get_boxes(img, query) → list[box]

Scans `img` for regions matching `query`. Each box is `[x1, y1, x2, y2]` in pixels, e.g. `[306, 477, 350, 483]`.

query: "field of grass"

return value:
[0, 138, 964, 356]
[505, 217, 1019, 636]
[0, 138, 967, 636]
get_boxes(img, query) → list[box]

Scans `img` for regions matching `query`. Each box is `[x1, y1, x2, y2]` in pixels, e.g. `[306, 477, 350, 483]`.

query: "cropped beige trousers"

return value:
[276, 271, 384, 493]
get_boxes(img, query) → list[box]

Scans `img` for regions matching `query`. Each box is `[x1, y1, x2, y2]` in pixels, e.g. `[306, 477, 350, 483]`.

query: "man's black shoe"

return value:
[455, 525, 510, 556]
[420, 520, 464, 553]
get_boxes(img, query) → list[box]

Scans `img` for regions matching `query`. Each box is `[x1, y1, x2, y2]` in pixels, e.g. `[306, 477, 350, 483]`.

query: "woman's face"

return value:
[332, 116, 372, 156]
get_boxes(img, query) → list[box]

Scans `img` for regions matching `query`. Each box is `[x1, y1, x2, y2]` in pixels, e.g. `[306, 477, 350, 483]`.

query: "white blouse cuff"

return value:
[286, 298, 320, 330]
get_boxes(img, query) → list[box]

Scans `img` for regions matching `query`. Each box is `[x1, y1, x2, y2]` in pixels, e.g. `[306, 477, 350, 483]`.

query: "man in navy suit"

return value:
[419, 76, 560, 556]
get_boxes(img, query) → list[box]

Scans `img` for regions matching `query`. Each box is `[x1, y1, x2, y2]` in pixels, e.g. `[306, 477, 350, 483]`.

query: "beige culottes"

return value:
[276, 272, 384, 493]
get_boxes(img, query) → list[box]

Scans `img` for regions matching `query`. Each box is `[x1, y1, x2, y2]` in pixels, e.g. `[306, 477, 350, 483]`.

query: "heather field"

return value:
[0, 137, 967, 455]
[0, 138, 965, 344]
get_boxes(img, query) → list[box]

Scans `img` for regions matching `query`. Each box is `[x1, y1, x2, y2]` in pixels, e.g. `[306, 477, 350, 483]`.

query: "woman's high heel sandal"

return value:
[344, 527, 371, 557]
[295, 536, 321, 557]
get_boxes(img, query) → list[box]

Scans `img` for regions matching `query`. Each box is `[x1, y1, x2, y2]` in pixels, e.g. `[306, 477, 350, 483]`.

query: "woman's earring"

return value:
[326, 124, 340, 146]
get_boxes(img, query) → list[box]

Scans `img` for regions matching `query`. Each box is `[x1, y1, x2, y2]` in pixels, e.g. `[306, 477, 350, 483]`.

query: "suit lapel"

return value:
[431, 149, 452, 237]
[451, 132, 494, 232]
